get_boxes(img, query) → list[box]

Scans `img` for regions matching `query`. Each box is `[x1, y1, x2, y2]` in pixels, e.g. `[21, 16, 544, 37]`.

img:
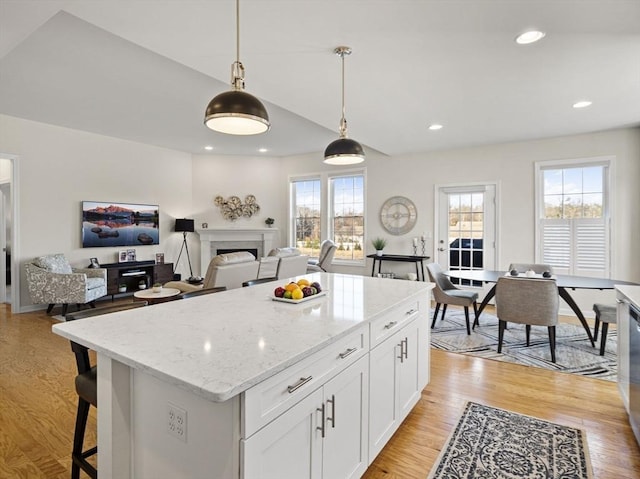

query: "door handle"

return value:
[317, 403, 326, 438]
[326, 394, 335, 428]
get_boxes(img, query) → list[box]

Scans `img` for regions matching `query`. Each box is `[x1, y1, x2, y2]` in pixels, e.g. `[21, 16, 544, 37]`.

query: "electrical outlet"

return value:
[167, 402, 187, 442]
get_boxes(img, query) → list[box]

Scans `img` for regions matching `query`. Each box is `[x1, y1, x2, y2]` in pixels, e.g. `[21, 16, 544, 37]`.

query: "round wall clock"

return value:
[380, 196, 418, 235]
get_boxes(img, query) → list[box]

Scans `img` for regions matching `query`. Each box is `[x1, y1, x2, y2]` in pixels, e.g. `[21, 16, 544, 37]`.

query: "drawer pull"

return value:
[287, 376, 313, 393]
[405, 308, 417, 315]
[339, 347, 357, 359]
[317, 403, 326, 438]
[384, 321, 398, 330]
[327, 394, 336, 428]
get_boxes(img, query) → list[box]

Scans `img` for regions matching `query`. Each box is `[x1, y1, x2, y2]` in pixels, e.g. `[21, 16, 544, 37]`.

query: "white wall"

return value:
[282, 128, 640, 314]
[0, 114, 193, 311]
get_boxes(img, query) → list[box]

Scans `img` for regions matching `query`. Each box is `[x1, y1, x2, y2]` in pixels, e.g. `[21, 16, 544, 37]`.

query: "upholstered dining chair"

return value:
[508, 263, 554, 275]
[267, 247, 309, 280]
[242, 277, 278, 287]
[307, 240, 337, 273]
[593, 303, 617, 356]
[426, 262, 479, 335]
[65, 301, 148, 479]
[179, 287, 226, 299]
[495, 276, 559, 363]
[25, 253, 107, 317]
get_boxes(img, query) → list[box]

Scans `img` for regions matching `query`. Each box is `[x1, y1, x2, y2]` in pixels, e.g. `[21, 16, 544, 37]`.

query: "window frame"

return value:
[534, 156, 614, 277]
[289, 168, 366, 267]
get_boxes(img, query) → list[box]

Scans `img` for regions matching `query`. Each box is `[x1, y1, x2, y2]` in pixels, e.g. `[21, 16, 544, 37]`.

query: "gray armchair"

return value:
[25, 253, 107, 317]
[426, 262, 478, 335]
[495, 276, 559, 362]
[307, 240, 337, 273]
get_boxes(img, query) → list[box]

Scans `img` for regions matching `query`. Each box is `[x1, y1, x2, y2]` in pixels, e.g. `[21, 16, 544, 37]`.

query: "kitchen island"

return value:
[53, 273, 432, 478]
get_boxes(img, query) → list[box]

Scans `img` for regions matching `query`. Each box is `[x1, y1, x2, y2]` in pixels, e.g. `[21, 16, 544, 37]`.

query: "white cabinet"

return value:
[368, 317, 425, 462]
[242, 356, 369, 479]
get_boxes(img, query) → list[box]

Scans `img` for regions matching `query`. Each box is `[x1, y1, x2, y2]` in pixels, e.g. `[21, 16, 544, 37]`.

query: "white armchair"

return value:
[25, 253, 107, 317]
[267, 247, 309, 280]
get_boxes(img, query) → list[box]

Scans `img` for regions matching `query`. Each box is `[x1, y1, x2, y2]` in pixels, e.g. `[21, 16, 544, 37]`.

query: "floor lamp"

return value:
[174, 218, 195, 280]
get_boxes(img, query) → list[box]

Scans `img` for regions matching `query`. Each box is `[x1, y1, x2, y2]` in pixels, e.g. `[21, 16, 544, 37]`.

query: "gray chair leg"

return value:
[498, 320, 507, 353]
[548, 326, 556, 363]
[431, 303, 441, 328]
[600, 322, 609, 356]
[472, 301, 479, 329]
[594, 314, 601, 341]
[463, 306, 471, 335]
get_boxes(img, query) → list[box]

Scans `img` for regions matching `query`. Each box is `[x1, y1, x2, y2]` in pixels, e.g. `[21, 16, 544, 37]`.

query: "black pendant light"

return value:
[324, 46, 365, 165]
[204, 0, 270, 135]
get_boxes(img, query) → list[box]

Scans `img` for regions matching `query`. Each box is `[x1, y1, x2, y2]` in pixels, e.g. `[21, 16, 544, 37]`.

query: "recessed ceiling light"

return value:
[258, 148, 268, 153]
[573, 100, 593, 109]
[204, 145, 214, 151]
[515, 30, 546, 45]
[428, 124, 443, 130]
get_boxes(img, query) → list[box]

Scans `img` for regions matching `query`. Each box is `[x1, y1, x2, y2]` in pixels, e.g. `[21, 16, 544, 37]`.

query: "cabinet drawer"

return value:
[242, 325, 368, 438]
[370, 297, 421, 348]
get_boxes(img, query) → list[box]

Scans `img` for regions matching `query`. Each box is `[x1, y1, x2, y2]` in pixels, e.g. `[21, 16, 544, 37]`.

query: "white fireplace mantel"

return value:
[196, 228, 279, 274]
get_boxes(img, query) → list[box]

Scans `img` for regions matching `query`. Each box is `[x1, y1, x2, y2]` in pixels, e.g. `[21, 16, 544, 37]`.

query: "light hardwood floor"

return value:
[1, 303, 639, 478]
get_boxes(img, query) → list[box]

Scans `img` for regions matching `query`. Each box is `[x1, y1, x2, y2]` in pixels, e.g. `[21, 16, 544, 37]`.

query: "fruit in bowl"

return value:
[273, 279, 323, 300]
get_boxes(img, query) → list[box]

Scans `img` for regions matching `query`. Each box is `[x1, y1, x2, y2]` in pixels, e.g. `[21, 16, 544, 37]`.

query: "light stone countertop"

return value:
[53, 273, 433, 402]
[616, 284, 640, 309]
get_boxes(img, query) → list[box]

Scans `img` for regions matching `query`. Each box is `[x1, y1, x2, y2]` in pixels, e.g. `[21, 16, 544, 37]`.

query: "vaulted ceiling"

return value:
[1, 1, 639, 157]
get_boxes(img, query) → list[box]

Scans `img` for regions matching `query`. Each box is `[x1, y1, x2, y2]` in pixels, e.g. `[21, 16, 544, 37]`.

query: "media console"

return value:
[101, 261, 174, 298]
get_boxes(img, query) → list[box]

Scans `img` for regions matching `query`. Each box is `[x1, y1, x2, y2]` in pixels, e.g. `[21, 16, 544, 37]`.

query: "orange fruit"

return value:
[285, 282, 300, 292]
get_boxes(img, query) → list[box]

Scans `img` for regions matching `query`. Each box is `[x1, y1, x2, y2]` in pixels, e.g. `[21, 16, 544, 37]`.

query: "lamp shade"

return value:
[175, 218, 195, 233]
[204, 90, 270, 135]
[323, 138, 365, 165]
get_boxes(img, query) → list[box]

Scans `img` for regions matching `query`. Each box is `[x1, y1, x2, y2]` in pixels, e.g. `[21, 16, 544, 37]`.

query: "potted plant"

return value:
[118, 283, 127, 293]
[371, 237, 387, 256]
[265, 217, 275, 228]
[138, 279, 147, 290]
[152, 282, 163, 293]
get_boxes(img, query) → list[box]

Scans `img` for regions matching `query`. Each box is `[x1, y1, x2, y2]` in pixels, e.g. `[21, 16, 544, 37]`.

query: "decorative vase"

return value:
[118, 286, 126, 293]
[376, 250, 384, 256]
[152, 285, 162, 293]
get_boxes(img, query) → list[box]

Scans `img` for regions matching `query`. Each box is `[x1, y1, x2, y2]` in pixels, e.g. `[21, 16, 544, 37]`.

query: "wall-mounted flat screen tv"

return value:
[82, 201, 159, 248]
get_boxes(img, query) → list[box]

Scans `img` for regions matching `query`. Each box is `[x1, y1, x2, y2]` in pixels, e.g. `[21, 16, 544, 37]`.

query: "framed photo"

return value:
[126, 248, 137, 262]
[155, 253, 165, 264]
[89, 257, 100, 268]
[118, 250, 128, 263]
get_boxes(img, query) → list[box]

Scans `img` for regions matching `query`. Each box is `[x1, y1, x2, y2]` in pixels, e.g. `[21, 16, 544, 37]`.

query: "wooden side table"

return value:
[133, 287, 181, 305]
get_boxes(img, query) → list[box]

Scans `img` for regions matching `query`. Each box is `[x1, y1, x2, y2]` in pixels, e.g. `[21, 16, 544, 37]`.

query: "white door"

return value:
[242, 388, 323, 479]
[436, 184, 497, 287]
[322, 356, 369, 479]
[0, 188, 5, 303]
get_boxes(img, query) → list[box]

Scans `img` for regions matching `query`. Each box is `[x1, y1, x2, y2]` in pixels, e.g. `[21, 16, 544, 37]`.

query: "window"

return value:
[290, 171, 365, 264]
[536, 158, 611, 277]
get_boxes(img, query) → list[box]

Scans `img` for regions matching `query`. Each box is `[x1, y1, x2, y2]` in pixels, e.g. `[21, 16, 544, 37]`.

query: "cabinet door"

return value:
[242, 389, 323, 479]
[322, 356, 369, 479]
[396, 319, 421, 420]
[368, 329, 401, 461]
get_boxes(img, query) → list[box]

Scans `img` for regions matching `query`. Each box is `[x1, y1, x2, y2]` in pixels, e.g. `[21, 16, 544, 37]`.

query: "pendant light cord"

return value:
[339, 50, 348, 138]
[231, 0, 244, 90]
[236, 0, 240, 65]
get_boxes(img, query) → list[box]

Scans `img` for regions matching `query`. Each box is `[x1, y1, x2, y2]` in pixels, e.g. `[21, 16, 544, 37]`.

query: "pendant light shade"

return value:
[324, 46, 364, 165]
[204, 0, 270, 135]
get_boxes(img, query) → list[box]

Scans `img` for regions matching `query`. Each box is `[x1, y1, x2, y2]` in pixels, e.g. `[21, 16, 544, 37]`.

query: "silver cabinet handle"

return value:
[405, 308, 417, 315]
[397, 340, 404, 362]
[339, 347, 357, 359]
[384, 321, 397, 329]
[402, 337, 408, 360]
[327, 394, 335, 428]
[317, 403, 326, 438]
[287, 375, 312, 393]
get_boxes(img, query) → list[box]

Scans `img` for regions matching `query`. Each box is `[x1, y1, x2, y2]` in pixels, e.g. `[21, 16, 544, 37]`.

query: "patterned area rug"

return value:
[428, 402, 593, 479]
[430, 309, 616, 381]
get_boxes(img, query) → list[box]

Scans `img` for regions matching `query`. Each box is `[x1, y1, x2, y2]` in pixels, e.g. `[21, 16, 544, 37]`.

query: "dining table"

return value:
[445, 269, 639, 347]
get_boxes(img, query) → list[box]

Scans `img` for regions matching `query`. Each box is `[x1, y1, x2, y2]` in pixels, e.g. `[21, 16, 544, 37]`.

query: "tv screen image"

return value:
[82, 201, 159, 248]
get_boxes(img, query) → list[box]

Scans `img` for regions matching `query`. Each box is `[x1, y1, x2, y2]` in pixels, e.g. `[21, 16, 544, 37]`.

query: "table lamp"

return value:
[174, 218, 195, 280]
